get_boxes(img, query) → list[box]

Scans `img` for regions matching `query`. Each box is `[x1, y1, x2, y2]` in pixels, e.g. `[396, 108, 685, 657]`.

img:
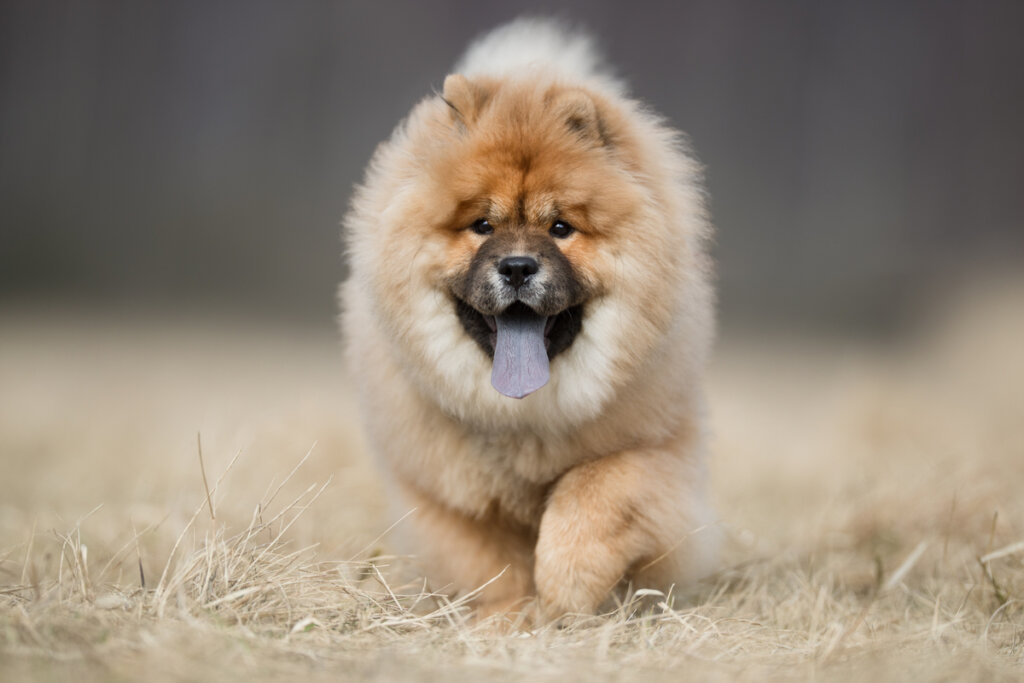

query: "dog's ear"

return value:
[551, 89, 605, 145]
[442, 74, 488, 127]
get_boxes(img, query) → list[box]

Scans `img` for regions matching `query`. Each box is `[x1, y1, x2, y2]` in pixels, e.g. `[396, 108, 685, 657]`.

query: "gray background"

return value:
[2, 0, 1022, 333]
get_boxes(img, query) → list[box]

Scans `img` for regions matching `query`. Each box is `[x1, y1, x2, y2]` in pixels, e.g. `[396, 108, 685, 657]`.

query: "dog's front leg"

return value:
[533, 442, 712, 619]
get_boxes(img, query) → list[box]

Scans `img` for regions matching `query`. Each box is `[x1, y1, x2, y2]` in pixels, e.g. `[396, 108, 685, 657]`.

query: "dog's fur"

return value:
[340, 19, 717, 618]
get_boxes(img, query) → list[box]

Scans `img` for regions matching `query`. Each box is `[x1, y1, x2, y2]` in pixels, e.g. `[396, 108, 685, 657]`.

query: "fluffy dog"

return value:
[341, 19, 717, 618]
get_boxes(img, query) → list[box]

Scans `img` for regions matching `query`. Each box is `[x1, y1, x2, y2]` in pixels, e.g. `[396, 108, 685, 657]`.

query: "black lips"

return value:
[455, 298, 584, 361]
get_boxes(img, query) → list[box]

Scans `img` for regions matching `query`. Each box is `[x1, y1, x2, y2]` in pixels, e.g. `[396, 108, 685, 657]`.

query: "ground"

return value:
[1, 276, 1023, 682]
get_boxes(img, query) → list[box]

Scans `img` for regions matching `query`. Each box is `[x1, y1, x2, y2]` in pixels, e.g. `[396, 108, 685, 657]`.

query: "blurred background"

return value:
[2, 0, 1021, 334]
[2, 8, 1024, 664]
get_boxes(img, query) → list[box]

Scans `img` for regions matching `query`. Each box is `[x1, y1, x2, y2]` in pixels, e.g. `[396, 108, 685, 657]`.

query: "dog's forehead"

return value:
[447, 112, 602, 229]
[487, 189, 558, 226]
[471, 147, 575, 226]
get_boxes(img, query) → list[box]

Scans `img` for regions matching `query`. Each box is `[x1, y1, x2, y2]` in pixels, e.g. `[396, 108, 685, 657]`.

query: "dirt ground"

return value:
[1, 275, 1022, 682]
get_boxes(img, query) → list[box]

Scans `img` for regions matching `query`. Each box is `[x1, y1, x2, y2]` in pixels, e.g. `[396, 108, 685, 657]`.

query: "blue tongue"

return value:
[491, 309, 550, 399]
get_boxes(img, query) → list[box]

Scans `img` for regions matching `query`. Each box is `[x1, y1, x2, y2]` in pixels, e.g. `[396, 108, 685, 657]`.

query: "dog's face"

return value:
[444, 186, 595, 398]
[449, 221, 586, 391]
[350, 73, 696, 415]
[429, 76, 652, 398]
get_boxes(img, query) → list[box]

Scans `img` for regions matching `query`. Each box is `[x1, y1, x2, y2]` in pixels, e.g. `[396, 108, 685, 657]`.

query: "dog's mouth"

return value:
[454, 299, 584, 399]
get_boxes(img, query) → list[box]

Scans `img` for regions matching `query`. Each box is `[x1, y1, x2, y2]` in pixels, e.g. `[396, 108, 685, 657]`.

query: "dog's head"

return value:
[434, 75, 646, 398]
[347, 72, 708, 414]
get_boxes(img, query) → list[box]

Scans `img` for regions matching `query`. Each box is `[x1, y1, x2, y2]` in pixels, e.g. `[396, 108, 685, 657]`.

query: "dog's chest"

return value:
[468, 431, 578, 524]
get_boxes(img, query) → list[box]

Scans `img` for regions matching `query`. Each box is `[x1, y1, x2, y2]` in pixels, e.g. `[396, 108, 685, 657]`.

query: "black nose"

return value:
[497, 256, 539, 290]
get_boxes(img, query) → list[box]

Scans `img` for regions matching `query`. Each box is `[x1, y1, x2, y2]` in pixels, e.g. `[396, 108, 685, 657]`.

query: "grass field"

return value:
[2, 276, 1023, 681]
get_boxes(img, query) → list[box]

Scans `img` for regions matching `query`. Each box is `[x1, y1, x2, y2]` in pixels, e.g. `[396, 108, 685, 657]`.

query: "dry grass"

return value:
[2, 276, 1023, 682]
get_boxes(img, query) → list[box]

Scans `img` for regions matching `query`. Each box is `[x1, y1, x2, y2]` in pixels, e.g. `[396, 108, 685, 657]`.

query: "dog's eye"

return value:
[550, 220, 575, 239]
[470, 218, 493, 235]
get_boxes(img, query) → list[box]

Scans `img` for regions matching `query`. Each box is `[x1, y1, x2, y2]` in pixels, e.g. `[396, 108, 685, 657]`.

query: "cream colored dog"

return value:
[341, 19, 717, 619]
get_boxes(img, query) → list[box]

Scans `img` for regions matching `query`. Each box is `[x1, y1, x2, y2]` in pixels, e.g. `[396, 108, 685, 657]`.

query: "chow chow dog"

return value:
[340, 18, 717, 619]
